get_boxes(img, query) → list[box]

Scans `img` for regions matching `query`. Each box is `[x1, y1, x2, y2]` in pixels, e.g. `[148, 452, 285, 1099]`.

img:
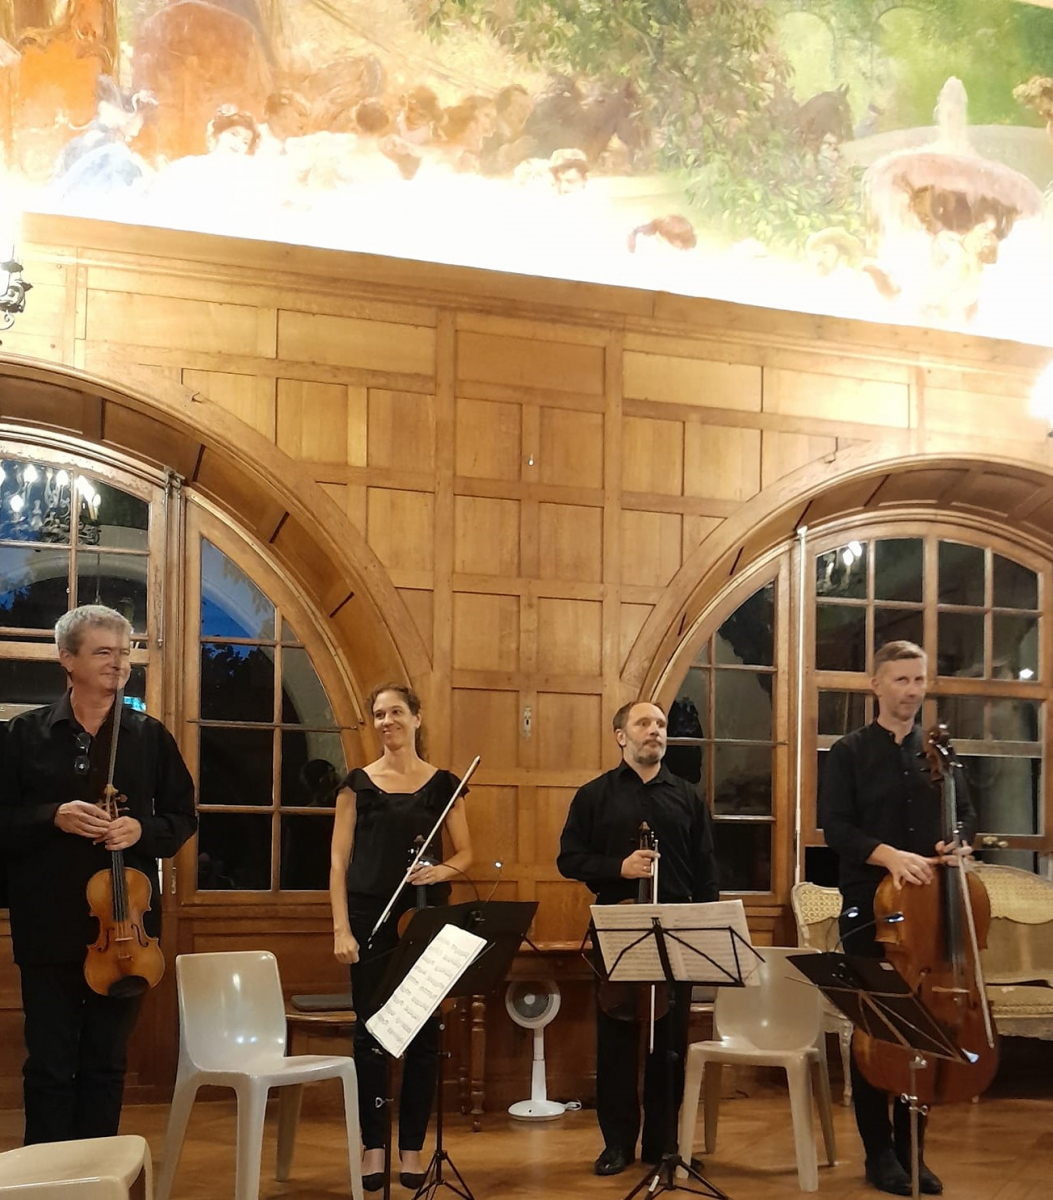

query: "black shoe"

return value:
[865, 1148, 912, 1196]
[594, 1147, 635, 1176]
[896, 1158, 943, 1195]
[400, 1170, 427, 1189]
[362, 1172, 385, 1193]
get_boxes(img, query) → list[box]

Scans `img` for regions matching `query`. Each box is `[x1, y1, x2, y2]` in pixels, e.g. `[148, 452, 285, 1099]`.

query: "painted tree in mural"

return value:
[429, 0, 864, 248]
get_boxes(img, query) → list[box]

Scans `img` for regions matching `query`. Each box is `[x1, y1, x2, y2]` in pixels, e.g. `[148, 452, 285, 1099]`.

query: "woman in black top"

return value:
[329, 684, 472, 1191]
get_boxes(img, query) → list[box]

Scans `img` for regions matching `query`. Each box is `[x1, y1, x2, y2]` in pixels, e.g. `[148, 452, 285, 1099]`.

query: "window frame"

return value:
[176, 499, 368, 905]
[801, 516, 1051, 857]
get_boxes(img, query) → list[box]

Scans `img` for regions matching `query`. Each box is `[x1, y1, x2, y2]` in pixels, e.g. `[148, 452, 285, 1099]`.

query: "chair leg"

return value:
[234, 1081, 269, 1200]
[276, 1083, 304, 1182]
[786, 1060, 818, 1192]
[156, 1079, 199, 1200]
[340, 1066, 365, 1200]
[676, 1048, 705, 1182]
[702, 1060, 723, 1155]
[812, 1055, 837, 1166]
[838, 1024, 853, 1107]
[136, 1142, 154, 1200]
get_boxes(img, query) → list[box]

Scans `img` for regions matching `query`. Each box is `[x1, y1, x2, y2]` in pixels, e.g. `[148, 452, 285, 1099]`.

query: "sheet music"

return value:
[591, 899, 760, 986]
[365, 924, 486, 1057]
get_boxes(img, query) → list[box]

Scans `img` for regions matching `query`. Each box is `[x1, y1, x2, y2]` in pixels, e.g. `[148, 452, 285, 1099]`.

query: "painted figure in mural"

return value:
[558, 701, 719, 1178]
[49, 75, 156, 203]
[206, 104, 262, 156]
[329, 684, 472, 1192]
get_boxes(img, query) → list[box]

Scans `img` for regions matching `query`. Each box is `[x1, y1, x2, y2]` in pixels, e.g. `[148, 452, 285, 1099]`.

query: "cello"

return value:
[83, 690, 165, 999]
[852, 724, 999, 1106]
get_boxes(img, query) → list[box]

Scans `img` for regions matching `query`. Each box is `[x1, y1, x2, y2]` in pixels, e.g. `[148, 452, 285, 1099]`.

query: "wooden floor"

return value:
[2, 1080, 1050, 1200]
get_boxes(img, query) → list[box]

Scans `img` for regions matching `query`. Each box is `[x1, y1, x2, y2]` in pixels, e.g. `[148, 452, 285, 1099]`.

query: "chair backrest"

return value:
[176, 951, 288, 1069]
[790, 882, 843, 952]
[714, 946, 822, 1052]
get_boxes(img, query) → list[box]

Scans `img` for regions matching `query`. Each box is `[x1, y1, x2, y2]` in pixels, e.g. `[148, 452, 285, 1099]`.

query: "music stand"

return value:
[788, 952, 969, 1200]
[592, 903, 764, 1200]
[375, 900, 538, 1200]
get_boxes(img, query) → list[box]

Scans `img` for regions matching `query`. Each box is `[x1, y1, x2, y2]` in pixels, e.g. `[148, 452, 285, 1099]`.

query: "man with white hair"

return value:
[1, 604, 196, 1145]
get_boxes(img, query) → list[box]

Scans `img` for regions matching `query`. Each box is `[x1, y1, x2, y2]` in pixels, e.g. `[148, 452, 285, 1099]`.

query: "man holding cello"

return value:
[1, 605, 195, 1145]
[558, 700, 719, 1177]
[820, 640, 975, 1197]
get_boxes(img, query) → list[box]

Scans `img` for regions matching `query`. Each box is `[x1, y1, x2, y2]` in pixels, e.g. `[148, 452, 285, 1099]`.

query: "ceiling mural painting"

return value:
[2, 0, 1053, 345]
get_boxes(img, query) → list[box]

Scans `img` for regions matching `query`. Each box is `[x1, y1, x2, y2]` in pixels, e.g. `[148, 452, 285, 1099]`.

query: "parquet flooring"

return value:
[3, 1081, 1050, 1199]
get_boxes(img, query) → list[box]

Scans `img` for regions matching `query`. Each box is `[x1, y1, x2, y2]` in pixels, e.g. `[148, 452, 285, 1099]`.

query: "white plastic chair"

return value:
[156, 951, 363, 1200]
[0, 1134, 151, 1198]
[677, 946, 836, 1192]
[791, 881, 854, 1105]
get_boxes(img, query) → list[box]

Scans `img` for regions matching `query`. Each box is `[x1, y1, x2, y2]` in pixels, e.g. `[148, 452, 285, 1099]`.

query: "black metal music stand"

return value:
[788, 952, 969, 1200]
[592, 905, 764, 1200]
[374, 900, 538, 1200]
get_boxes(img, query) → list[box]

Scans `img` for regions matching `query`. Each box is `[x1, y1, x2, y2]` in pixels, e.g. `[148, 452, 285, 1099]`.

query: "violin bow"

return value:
[368, 754, 481, 944]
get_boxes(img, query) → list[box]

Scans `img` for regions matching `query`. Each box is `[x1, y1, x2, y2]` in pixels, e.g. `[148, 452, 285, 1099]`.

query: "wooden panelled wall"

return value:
[1, 214, 1051, 1109]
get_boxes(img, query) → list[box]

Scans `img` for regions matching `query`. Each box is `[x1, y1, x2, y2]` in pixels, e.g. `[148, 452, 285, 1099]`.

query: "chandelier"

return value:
[0, 207, 31, 339]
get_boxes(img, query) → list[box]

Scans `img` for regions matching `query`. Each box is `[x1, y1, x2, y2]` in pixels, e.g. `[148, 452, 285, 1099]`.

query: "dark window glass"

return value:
[199, 726, 273, 806]
[280, 730, 345, 807]
[992, 554, 1038, 611]
[938, 542, 984, 607]
[280, 647, 336, 726]
[713, 670, 772, 740]
[125, 664, 147, 707]
[875, 539, 923, 602]
[200, 643, 275, 722]
[817, 691, 867, 737]
[816, 604, 866, 672]
[873, 606, 924, 656]
[665, 741, 705, 787]
[938, 695, 984, 741]
[959, 756, 1041, 836]
[0, 546, 71, 629]
[816, 543, 867, 600]
[671, 670, 707, 738]
[77, 478, 149, 551]
[712, 822, 771, 892]
[280, 814, 335, 889]
[281, 617, 301, 643]
[0, 657, 66, 705]
[988, 698, 1040, 743]
[694, 642, 709, 666]
[201, 540, 275, 640]
[713, 745, 772, 816]
[937, 612, 984, 678]
[992, 614, 1039, 679]
[715, 583, 774, 666]
[197, 813, 272, 890]
[76, 557, 148, 633]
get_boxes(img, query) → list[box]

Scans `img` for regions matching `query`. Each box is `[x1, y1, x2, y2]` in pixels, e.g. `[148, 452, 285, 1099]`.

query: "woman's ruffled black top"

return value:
[343, 766, 463, 903]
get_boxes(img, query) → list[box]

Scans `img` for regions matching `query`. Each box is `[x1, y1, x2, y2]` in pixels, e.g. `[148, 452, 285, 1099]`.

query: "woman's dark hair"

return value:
[367, 683, 425, 755]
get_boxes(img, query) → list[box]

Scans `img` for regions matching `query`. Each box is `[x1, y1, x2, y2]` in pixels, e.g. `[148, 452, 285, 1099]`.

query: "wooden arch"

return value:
[626, 439, 1053, 697]
[0, 354, 432, 704]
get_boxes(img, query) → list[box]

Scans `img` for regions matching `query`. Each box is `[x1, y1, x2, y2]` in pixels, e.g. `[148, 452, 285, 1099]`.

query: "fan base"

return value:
[508, 1099, 566, 1120]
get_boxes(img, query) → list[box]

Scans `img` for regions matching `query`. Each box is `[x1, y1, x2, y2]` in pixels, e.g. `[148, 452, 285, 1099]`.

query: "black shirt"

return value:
[557, 761, 719, 905]
[820, 721, 976, 906]
[344, 767, 462, 905]
[1, 692, 197, 966]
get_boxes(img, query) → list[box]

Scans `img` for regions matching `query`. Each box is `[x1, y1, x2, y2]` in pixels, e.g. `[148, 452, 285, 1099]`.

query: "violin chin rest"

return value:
[108, 976, 149, 999]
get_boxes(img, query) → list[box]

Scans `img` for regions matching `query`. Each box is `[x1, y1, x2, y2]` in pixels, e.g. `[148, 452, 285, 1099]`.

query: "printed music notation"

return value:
[591, 899, 761, 986]
[366, 924, 486, 1058]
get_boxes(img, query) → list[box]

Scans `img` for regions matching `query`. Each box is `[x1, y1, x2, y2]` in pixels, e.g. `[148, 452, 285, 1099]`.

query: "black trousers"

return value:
[19, 961, 143, 1145]
[348, 901, 440, 1152]
[595, 982, 692, 1159]
[839, 904, 925, 1163]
